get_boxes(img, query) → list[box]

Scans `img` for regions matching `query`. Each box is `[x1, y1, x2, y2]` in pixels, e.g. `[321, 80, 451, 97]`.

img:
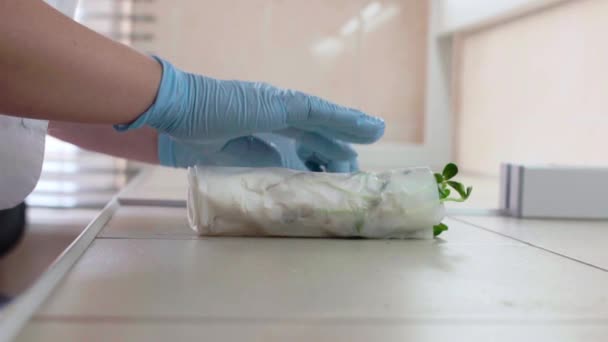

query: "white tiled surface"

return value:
[15, 219, 608, 340]
[0, 209, 96, 297]
[12, 168, 608, 341]
[16, 217, 608, 341]
[31, 218, 608, 320]
[18, 320, 608, 342]
[434, 218, 517, 245]
[98, 206, 193, 239]
[453, 215, 608, 270]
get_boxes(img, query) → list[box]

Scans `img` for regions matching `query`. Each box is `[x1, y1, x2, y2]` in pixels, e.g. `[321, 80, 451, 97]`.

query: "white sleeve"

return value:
[0, 1, 78, 209]
[0, 0, 78, 209]
[0, 116, 48, 209]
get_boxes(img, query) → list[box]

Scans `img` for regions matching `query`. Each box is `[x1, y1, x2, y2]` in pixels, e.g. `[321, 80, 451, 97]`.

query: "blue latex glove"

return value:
[159, 129, 358, 173]
[117, 56, 385, 146]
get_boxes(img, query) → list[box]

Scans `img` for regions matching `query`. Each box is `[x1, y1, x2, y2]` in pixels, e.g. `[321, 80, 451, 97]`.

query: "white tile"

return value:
[99, 206, 194, 239]
[0, 209, 96, 296]
[37, 226, 608, 319]
[17, 320, 608, 342]
[437, 218, 517, 245]
[118, 167, 188, 206]
[453, 215, 608, 269]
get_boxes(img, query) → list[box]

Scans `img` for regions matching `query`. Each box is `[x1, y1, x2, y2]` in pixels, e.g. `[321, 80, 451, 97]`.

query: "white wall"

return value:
[456, 0, 608, 175]
[438, 0, 566, 34]
[133, 0, 428, 143]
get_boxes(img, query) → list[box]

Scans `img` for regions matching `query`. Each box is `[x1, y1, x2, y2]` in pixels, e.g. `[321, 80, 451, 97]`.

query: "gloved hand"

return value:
[117, 56, 384, 146]
[159, 128, 359, 173]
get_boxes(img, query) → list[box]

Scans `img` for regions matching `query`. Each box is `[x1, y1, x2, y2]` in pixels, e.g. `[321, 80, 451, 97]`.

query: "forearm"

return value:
[0, 0, 160, 124]
[48, 121, 159, 164]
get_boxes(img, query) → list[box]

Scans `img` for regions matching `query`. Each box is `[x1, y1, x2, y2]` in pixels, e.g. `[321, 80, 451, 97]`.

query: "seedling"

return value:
[433, 163, 472, 237]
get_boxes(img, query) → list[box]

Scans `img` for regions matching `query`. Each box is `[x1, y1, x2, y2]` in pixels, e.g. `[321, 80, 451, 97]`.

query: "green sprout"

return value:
[433, 222, 448, 237]
[433, 163, 472, 237]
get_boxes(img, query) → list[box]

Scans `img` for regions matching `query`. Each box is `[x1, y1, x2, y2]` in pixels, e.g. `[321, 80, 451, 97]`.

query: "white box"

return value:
[500, 163, 608, 219]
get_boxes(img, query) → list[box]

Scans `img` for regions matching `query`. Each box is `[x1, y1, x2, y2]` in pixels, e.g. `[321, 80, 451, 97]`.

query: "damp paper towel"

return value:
[187, 166, 444, 239]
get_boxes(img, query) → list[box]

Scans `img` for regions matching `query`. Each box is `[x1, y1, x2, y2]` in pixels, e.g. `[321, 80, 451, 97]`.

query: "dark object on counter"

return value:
[0, 202, 26, 258]
[0, 293, 10, 308]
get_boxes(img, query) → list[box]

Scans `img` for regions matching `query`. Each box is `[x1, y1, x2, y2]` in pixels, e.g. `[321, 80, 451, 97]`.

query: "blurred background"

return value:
[33, 0, 608, 210]
[2, 0, 607, 309]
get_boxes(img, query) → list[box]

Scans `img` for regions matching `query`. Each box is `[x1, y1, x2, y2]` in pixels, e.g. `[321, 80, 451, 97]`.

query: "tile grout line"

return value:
[30, 314, 608, 326]
[0, 200, 120, 342]
[95, 236, 202, 241]
[450, 216, 608, 273]
[94, 235, 515, 245]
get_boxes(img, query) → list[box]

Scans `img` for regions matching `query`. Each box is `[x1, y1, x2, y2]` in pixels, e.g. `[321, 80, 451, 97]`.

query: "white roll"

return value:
[187, 166, 444, 239]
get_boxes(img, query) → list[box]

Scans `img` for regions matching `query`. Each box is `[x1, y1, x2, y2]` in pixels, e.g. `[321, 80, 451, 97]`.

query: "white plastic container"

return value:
[188, 166, 444, 239]
[500, 163, 608, 219]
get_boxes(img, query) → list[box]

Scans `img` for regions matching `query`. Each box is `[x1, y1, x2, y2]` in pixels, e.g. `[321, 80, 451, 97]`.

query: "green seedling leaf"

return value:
[442, 197, 467, 203]
[433, 223, 448, 237]
[438, 187, 451, 199]
[447, 181, 467, 199]
[442, 163, 458, 180]
[435, 163, 472, 204]
[432, 163, 473, 238]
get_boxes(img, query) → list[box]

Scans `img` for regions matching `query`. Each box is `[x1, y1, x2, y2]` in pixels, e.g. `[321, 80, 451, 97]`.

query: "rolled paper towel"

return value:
[187, 166, 445, 239]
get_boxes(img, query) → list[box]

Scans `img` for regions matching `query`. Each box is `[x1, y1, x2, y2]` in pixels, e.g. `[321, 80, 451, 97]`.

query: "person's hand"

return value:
[116, 56, 385, 146]
[159, 128, 359, 173]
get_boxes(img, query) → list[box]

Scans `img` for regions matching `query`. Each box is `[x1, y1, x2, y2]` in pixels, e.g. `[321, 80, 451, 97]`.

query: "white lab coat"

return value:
[0, 0, 79, 210]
